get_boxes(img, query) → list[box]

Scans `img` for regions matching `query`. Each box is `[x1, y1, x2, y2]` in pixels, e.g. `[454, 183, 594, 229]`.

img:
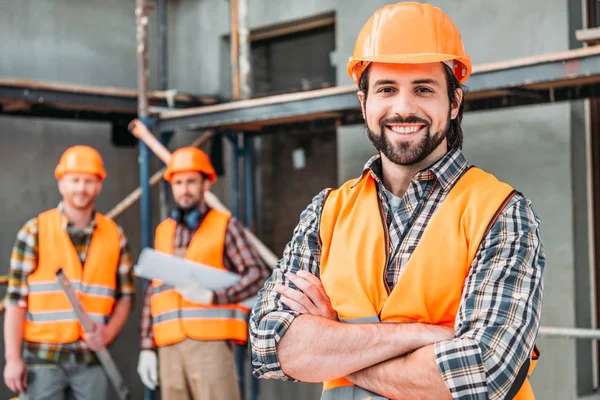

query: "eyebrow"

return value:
[412, 79, 441, 87]
[372, 78, 441, 87]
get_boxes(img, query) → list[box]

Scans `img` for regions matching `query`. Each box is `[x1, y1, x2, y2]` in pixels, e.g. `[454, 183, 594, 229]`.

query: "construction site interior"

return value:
[3, 0, 600, 399]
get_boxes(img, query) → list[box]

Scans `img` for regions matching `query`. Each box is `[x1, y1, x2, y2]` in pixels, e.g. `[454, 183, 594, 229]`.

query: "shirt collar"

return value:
[357, 148, 469, 192]
[57, 202, 97, 233]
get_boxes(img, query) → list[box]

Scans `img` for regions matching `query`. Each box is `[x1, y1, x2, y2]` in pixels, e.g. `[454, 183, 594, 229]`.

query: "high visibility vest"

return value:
[150, 209, 249, 347]
[24, 209, 120, 344]
[318, 167, 538, 400]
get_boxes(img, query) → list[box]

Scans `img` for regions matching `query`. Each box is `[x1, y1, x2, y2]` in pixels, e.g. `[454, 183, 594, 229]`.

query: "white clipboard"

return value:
[134, 248, 258, 308]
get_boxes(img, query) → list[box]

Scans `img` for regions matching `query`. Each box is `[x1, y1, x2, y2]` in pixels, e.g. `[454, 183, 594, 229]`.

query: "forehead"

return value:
[61, 173, 100, 182]
[368, 62, 447, 85]
[171, 171, 203, 181]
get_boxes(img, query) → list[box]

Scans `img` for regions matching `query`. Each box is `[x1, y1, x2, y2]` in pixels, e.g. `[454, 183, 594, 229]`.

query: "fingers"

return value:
[148, 361, 158, 387]
[20, 370, 27, 393]
[274, 284, 317, 314]
[5, 377, 16, 393]
[278, 293, 310, 314]
[285, 273, 328, 309]
[295, 270, 330, 300]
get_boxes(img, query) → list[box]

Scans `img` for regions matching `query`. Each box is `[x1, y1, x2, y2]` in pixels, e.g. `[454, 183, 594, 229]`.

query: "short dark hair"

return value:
[357, 63, 465, 150]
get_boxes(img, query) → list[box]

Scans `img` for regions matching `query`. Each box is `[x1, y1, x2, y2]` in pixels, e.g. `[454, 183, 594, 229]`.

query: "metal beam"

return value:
[0, 80, 216, 122]
[156, 46, 600, 133]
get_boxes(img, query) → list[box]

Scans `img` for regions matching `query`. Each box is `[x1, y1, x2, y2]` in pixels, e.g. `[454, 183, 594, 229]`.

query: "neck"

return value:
[62, 202, 94, 230]
[380, 144, 448, 198]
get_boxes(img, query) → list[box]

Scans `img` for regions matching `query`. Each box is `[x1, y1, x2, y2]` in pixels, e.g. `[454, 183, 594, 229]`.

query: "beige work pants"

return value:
[158, 338, 240, 400]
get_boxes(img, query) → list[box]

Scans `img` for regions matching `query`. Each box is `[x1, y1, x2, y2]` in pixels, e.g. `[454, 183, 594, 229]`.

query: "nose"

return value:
[389, 89, 418, 118]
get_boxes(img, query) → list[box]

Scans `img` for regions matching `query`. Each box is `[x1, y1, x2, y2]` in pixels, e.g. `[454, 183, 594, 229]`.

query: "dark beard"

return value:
[366, 112, 451, 166]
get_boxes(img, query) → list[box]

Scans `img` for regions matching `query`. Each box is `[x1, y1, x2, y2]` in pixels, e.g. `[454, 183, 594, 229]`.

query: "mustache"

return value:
[379, 115, 430, 126]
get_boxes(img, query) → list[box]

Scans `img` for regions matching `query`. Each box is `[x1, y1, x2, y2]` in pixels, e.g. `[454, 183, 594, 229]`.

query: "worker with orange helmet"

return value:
[250, 3, 544, 400]
[3, 145, 135, 400]
[137, 147, 270, 400]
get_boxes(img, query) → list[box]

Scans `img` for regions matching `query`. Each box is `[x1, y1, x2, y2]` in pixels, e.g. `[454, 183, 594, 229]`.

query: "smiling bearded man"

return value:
[249, 2, 544, 400]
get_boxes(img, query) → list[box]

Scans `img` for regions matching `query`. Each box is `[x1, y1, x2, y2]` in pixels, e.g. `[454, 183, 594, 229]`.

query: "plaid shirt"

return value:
[7, 203, 134, 365]
[249, 148, 545, 400]
[139, 205, 271, 350]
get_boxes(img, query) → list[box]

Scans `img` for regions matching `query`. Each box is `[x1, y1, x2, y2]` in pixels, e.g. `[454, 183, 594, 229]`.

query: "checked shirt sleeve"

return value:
[434, 195, 545, 399]
[249, 189, 329, 380]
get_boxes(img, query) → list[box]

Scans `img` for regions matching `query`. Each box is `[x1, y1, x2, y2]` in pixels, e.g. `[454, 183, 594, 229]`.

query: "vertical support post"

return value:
[243, 133, 255, 230]
[231, 133, 241, 219]
[158, 0, 171, 223]
[135, 1, 155, 399]
[238, 0, 251, 100]
[231, 0, 240, 101]
[158, 0, 168, 91]
[159, 132, 174, 220]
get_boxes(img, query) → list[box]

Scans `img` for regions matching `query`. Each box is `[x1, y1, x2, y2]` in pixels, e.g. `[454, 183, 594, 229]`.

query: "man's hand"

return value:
[84, 322, 110, 351]
[176, 280, 214, 304]
[4, 357, 27, 394]
[274, 270, 338, 321]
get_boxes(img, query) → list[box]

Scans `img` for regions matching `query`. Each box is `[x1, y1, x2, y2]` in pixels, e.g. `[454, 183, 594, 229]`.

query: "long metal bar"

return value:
[158, 0, 168, 92]
[155, 46, 600, 133]
[238, 0, 251, 100]
[232, 133, 241, 219]
[135, 3, 155, 399]
[538, 326, 600, 340]
[244, 133, 255, 230]
[231, 0, 240, 100]
[56, 269, 130, 400]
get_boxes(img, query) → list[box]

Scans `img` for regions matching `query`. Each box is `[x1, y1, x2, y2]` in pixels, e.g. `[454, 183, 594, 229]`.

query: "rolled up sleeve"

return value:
[434, 196, 545, 400]
[249, 190, 329, 380]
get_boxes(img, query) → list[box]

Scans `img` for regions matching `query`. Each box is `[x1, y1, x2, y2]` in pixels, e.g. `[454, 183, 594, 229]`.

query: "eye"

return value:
[377, 86, 396, 94]
[415, 87, 433, 94]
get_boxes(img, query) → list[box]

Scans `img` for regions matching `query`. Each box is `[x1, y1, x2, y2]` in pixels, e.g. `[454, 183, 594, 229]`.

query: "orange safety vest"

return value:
[150, 209, 249, 347]
[318, 167, 538, 400]
[24, 209, 120, 344]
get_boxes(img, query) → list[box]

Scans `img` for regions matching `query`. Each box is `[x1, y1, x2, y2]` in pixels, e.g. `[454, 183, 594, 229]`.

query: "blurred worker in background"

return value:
[137, 146, 270, 400]
[3, 145, 134, 400]
[250, 2, 544, 399]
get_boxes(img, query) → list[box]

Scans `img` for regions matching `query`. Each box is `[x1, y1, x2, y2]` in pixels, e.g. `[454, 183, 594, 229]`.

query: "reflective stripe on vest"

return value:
[26, 310, 109, 324]
[28, 281, 116, 298]
[150, 209, 249, 347]
[25, 208, 120, 344]
[318, 168, 537, 400]
[152, 308, 249, 325]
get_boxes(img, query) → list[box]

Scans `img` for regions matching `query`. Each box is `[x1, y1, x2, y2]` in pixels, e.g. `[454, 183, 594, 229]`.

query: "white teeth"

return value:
[389, 126, 421, 134]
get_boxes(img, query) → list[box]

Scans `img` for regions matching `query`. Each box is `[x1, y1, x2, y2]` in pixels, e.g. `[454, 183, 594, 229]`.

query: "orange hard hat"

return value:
[164, 147, 217, 183]
[54, 145, 106, 180]
[347, 2, 472, 84]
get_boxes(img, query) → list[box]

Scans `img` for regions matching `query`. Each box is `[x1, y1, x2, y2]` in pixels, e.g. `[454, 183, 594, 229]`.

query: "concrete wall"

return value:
[0, 0, 160, 88]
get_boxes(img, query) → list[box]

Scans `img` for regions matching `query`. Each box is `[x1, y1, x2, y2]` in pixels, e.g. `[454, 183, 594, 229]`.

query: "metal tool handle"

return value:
[55, 269, 131, 400]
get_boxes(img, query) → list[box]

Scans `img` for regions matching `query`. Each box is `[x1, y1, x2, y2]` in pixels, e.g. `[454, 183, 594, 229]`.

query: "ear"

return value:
[202, 179, 212, 193]
[57, 179, 65, 196]
[357, 91, 367, 120]
[450, 88, 463, 120]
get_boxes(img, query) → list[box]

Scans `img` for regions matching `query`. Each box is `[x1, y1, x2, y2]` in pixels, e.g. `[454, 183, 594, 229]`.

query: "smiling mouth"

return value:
[386, 124, 425, 135]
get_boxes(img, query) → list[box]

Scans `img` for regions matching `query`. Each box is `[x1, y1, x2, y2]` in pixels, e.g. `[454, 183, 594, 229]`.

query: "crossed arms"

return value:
[249, 191, 545, 400]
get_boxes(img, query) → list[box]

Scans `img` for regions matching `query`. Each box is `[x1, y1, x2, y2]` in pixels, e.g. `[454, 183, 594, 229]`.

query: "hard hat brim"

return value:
[348, 53, 472, 84]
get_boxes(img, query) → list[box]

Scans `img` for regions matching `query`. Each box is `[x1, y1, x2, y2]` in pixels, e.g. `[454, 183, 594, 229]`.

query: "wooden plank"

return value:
[472, 45, 600, 74]
[576, 27, 600, 44]
[161, 85, 356, 120]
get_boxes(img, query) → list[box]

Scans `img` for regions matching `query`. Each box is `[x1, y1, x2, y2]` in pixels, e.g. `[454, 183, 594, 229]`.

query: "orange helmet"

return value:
[164, 147, 217, 183]
[55, 145, 106, 180]
[347, 2, 471, 84]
